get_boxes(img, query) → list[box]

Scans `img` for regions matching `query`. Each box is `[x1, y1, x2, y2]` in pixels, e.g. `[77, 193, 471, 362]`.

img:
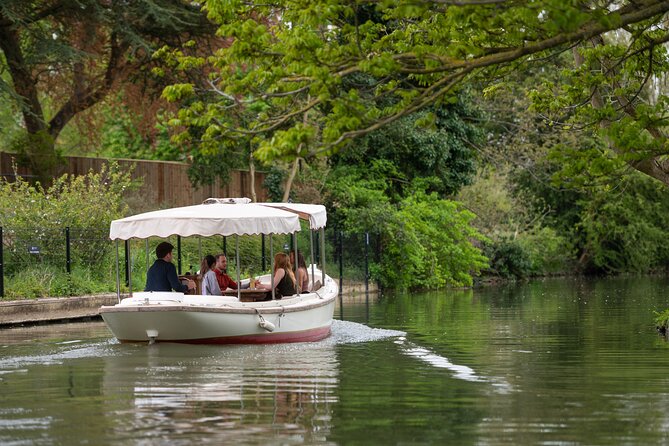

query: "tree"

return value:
[168, 0, 669, 186]
[331, 96, 481, 199]
[0, 0, 211, 183]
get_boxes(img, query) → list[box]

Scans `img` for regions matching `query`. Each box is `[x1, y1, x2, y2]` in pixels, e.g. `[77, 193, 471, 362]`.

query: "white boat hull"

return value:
[100, 273, 338, 344]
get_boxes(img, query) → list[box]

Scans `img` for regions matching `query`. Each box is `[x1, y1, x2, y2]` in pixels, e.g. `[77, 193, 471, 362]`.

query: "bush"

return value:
[0, 162, 136, 275]
[516, 226, 575, 275]
[326, 164, 488, 289]
[2, 265, 115, 299]
[484, 237, 533, 279]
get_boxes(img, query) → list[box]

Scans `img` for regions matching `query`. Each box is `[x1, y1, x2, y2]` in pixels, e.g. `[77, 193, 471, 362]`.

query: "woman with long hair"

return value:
[290, 250, 309, 293]
[200, 254, 222, 296]
[257, 252, 296, 297]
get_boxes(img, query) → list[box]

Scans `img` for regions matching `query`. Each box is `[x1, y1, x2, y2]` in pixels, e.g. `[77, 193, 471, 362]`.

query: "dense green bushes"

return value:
[0, 164, 136, 298]
[324, 161, 488, 289]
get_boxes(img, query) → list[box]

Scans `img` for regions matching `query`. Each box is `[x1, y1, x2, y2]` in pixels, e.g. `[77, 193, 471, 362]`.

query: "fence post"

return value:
[0, 227, 3, 298]
[376, 232, 382, 293]
[65, 226, 71, 274]
[365, 232, 369, 293]
[338, 231, 343, 294]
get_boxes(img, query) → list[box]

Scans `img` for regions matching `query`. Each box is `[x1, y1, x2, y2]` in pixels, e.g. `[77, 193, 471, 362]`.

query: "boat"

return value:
[99, 198, 338, 344]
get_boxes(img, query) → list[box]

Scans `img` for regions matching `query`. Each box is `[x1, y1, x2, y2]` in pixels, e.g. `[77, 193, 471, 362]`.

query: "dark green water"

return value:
[2, 276, 669, 445]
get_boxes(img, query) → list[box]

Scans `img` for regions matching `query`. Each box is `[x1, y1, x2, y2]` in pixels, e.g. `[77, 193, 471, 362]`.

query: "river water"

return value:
[2, 276, 669, 445]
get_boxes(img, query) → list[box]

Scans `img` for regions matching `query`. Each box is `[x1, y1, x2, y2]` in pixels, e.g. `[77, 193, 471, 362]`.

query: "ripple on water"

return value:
[0, 339, 121, 370]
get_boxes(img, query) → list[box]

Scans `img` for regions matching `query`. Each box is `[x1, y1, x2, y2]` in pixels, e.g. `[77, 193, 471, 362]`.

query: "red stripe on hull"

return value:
[119, 325, 332, 345]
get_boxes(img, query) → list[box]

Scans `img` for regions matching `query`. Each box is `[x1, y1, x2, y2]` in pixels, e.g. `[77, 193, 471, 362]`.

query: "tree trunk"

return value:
[0, 21, 60, 184]
[282, 156, 301, 202]
[249, 144, 257, 202]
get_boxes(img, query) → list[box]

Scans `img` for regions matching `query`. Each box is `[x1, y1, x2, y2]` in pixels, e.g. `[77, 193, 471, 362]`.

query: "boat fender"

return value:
[259, 319, 276, 332]
[256, 310, 275, 332]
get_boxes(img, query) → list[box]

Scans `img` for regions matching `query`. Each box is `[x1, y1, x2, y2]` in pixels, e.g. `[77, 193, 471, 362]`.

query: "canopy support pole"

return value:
[320, 227, 326, 286]
[236, 235, 241, 301]
[270, 234, 275, 300]
[127, 241, 132, 297]
[198, 238, 202, 270]
[115, 240, 121, 303]
[293, 230, 299, 294]
[309, 229, 315, 291]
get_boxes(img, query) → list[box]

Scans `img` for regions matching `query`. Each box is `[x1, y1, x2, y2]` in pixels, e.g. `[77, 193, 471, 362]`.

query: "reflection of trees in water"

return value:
[102, 343, 338, 444]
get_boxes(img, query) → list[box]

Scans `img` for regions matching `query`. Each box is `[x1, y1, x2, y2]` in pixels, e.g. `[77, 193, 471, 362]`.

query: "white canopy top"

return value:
[109, 198, 327, 240]
[259, 203, 327, 230]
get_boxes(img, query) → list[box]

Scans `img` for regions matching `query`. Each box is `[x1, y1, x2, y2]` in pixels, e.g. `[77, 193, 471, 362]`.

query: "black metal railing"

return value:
[0, 226, 381, 298]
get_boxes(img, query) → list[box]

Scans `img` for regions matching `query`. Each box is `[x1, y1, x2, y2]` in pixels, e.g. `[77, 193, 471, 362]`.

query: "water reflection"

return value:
[101, 342, 340, 444]
[0, 320, 405, 445]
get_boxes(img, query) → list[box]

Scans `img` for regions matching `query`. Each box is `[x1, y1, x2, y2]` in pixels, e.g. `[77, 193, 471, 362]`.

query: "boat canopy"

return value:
[109, 198, 327, 240]
[258, 203, 327, 230]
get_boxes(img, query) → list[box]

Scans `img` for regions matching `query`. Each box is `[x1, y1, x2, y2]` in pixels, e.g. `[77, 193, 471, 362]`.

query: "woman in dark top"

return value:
[257, 252, 296, 297]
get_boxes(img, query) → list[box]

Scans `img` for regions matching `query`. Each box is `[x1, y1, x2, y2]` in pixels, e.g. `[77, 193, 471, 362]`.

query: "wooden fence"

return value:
[0, 152, 267, 207]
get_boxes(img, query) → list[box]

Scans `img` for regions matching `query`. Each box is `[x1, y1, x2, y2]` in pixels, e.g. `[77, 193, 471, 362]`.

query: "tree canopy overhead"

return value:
[163, 0, 669, 186]
[0, 0, 211, 182]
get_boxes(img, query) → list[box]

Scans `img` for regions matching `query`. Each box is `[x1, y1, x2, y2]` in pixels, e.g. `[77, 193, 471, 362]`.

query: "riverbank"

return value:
[0, 281, 379, 327]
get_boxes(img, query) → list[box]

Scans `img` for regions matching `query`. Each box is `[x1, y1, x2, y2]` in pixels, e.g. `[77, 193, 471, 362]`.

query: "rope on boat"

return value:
[278, 307, 285, 327]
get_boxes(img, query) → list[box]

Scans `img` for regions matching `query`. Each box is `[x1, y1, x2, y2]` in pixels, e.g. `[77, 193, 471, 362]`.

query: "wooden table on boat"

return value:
[222, 289, 272, 302]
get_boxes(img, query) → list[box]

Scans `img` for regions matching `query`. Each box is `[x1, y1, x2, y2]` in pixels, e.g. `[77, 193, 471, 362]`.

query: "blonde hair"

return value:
[274, 252, 295, 286]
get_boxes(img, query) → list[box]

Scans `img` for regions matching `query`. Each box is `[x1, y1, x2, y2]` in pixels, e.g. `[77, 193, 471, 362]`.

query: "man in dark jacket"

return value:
[145, 242, 195, 292]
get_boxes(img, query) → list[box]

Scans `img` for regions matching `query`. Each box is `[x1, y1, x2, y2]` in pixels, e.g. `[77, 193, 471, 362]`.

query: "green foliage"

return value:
[326, 164, 488, 289]
[3, 265, 113, 299]
[516, 227, 574, 276]
[0, 163, 137, 274]
[154, 0, 669, 189]
[577, 173, 669, 274]
[654, 309, 669, 332]
[100, 108, 185, 162]
[484, 238, 533, 279]
[262, 166, 288, 202]
[331, 97, 480, 198]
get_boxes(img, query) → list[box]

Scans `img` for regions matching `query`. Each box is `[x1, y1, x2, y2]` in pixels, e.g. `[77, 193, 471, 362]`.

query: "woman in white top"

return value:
[200, 255, 222, 296]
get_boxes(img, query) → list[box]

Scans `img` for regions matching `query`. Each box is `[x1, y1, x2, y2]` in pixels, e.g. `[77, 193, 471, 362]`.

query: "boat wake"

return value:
[326, 319, 405, 345]
[394, 337, 513, 392]
[328, 320, 511, 391]
[393, 336, 483, 381]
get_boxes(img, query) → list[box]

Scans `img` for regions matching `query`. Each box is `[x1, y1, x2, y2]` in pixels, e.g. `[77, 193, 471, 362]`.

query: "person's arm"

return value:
[210, 272, 222, 295]
[226, 274, 239, 289]
[167, 263, 189, 293]
[300, 267, 310, 292]
[258, 268, 285, 290]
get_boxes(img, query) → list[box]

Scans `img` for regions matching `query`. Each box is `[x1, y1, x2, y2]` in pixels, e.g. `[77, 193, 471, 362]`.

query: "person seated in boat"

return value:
[200, 254, 222, 296]
[256, 252, 297, 298]
[214, 253, 250, 290]
[290, 250, 310, 293]
[145, 241, 195, 293]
